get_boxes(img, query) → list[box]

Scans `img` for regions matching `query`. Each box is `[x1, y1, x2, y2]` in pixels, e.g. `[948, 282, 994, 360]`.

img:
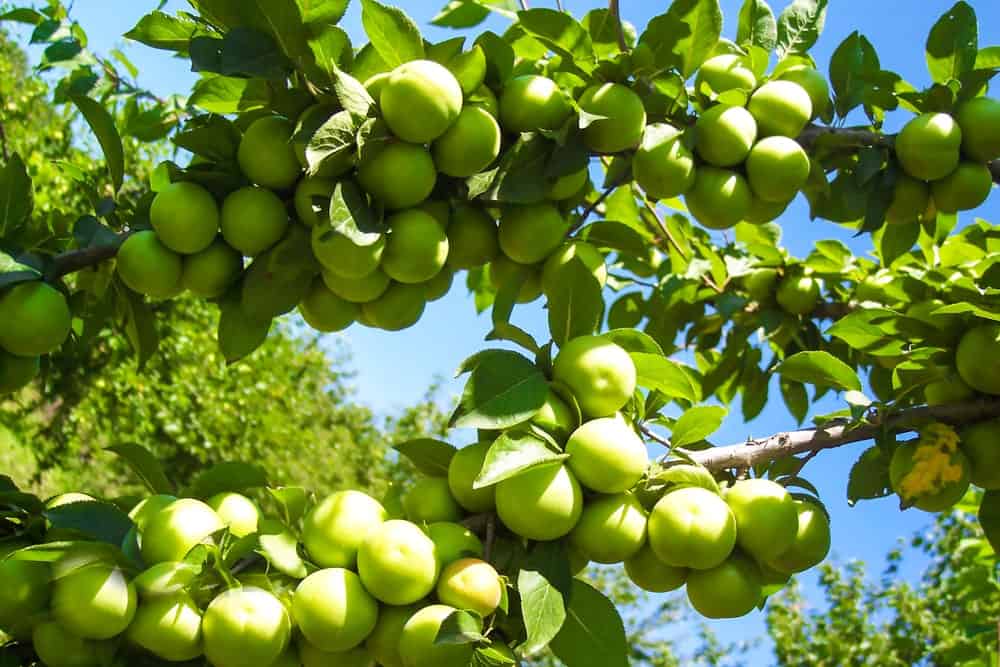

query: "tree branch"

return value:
[797, 123, 895, 151]
[608, 0, 628, 52]
[48, 235, 128, 280]
[686, 397, 1000, 472]
[990, 160, 999, 185]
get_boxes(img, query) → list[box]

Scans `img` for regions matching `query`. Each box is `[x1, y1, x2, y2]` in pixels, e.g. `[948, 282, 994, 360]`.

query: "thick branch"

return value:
[608, 0, 628, 52]
[687, 397, 1000, 472]
[797, 123, 894, 151]
[48, 235, 128, 279]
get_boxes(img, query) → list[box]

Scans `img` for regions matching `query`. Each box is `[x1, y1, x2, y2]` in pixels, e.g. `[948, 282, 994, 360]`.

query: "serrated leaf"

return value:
[360, 0, 424, 68]
[671, 405, 727, 448]
[736, 0, 777, 51]
[547, 256, 604, 347]
[393, 439, 457, 477]
[107, 444, 175, 495]
[451, 350, 548, 430]
[474, 431, 567, 489]
[925, 1, 978, 84]
[550, 579, 628, 667]
[516, 9, 595, 70]
[70, 95, 124, 193]
[778, 351, 862, 392]
[775, 0, 828, 59]
[326, 180, 385, 245]
[186, 462, 269, 499]
[847, 445, 892, 505]
[518, 542, 571, 655]
[631, 353, 701, 403]
[639, 0, 722, 77]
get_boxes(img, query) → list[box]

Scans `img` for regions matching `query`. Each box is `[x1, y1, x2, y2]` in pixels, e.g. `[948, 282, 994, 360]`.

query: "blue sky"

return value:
[18, 0, 1000, 662]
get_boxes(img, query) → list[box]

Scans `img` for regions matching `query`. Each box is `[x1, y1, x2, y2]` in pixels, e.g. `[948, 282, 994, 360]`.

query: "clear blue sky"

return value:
[20, 0, 1000, 662]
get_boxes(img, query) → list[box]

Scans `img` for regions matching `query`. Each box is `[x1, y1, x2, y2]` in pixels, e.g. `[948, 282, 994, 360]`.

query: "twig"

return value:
[686, 397, 1000, 472]
[577, 182, 619, 227]
[0, 120, 8, 163]
[47, 234, 129, 280]
[990, 160, 999, 185]
[608, 0, 628, 52]
[485, 515, 496, 562]
[639, 422, 671, 449]
[518, 0, 529, 10]
[556, 0, 566, 11]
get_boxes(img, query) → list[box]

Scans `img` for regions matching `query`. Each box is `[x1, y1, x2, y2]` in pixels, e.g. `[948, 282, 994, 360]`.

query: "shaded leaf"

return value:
[550, 579, 628, 667]
[45, 501, 134, 548]
[778, 351, 862, 392]
[474, 431, 567, 489]
[671, 406, 727, 448]
[435, 610, 488, 645]
[393, 439, 457, 477]
[631, 353, 701, 403]
[107, 444, 175, 495]
[451, 350, 549, 430]
[70, 96, 124, 193]
[0, 154, 34, 238]
[925, 1, 978, 84]
[847, 445, 892, 505]
[518, 542, 571, 655]
[187, 462, 269, 498]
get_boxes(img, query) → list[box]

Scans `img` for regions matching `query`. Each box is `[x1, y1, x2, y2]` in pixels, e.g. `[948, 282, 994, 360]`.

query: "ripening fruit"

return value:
[32, 621, 106, 667]
[885, 174, 930, 224]
[956, 324, 1000, 395]
[292, 568, 378, 652]
[383, 210, 449, 284]
[311, 227, 384, 279]
[126, 593, 203, 662]
[469, 84, 499, 118]
[633, 123, 696, 200]
[960, 419, 1000, 489]
[695, 104, 757, 167]
[686, 553, 762, 619]
[299, 279, 358, 332]
[132, 561, 198, 598]
[0, 348, 39, 394]
[403, 477, 463, 523]
[895, 113, 963, 181]
[553, 335, 637, 418]
[578, 83, 647, 153]
[569, 492, 648, 564]
[447, 442, 496, 513]
[148, 181, 219, 255]
[294, 177, 336, 227]
[322, 267, 391, 303]
[207, 492, 260, 537]
[52, 559, 136, 639]
[381, 60, 463, 143]
[931, 162, 993, 213]
[180, 239, 243, 298]
[498, 203, 571, 264]
[116, 231, 183, 299]
[566, 414, 648, 494]
[433, 106, 502, 177]
[446, 205, 498, 270]
[694, 54, 757, 98]
[0, 546, 49, 636]
[357, 520, 439, 605]
[648, 487, 736, 569]
[742, 268, 779, 302]
[889, 428, 971, 512]
[238, 116, 301, 190]
[625, 544, 688, 593]
[361, 282, 427, 331]
[436, 558, 503, 617]
[745, 195, 791, 225]
[423, 268, 453, 301]
[202, 588, 291, 667]
[541, 241, 607, 295]
[685, 167, 752, 229]
[546, 167, 590, 201]
[427, 522, 484, 567]
[748, 80, 813, 138]
[140, 498, 225, 565]
[925, 374, 974, 405]
[399, 605, 477, 667]
[221, 187, 289, 257]
[489, 254, 543, 303]
[302, 490, 387, 569]
[724, 479, 799, 563]
[358, 142, 437, 210]
[366, 605, 418, 667]
[768, 499, 831, 574]
[778, 65, 830, 118]
[776, 273, 820, 315]
[955, 96, 1000, 163]
[531, 388, 578, 442]
[0, 282, 72, 357]
[745, 136, 811, 202]
[499, 75, 571, 133]
[495, 463, 583, 541]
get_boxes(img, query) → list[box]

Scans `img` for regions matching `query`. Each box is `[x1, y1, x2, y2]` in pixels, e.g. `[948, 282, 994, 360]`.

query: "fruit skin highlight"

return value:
[633, 123, 696, 200]
[894, 112, 962, 181]
[768, 499, 831, 574]
[569, 492, 648, 564]
[724, 479, 799, 563]
[357, 142, 437, 210]
[748, 80, 813, 138]
[221, 187, 289, 257]
[552, 335, 637, 418]
[495, 463, 583, 541]
[578, 83, 647, 154]
[238, 116, 301, 190]
[150, 181, 219, 254]
[931, 162, 992, 213]
[292, 568, 378, 652]
[357, 520, 439, 606]
[686, 553, 763, 619]
[499, 75, 571, 133]
[447, 442, 496, 513]
[955, 96, 1000, 163]
[695, 104, 757, 167]
[302, 490, 387, 569]
[0, 281, 73, 356]
[201, 587, 292, 667]
[565, 414, 648, 494]
[399, 604, 477, 667]
[625, 544, 688, 593]
[380, 60, 463, 144]
[956, 324, 1000, 395]
[647, 487, 736, 569]
[433, 106, 501, 178]
[685, 167, 752, 230]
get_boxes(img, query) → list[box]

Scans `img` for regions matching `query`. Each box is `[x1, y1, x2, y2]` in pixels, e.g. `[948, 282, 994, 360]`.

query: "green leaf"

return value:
[218, 297, 271, 364]
[474, 431, 567, 489]
[360, 0, 424, 68]
[518, 542, 572, 655]
[433, 1, 489, 29]
[550, 579, 628, 667]
[173, 116, 242, 162]
[0, 8, 45, 24]
[639, 0, 722, 77]
[186, 462, 269, 499]
[268, 486, 310, 525]
[307, 25, 353, 84]
[777, 351, 862, 392]
[780, 378, 808, 425]
[602, 329, 664, 355]
[435, 610, 488, 645]
[483, 135, 551, 204]
[124, 11, 201, 51]
[306, 111, 360, 177]
[0, 154, 34, 238]
[828, 31, 880, 117]
[471, 644, 517, 667]
[189, 76, 271, 114]
[978, 491, 1000, 553]
[450, 350, 549, 430]
[516, 9, 596, 70]
[547, 256, 604, 347]
[847, 445, 892, 505]
[975, 45, 1000, 69]
[325, 180, 385, 246]
[118, 285, 160, 368]
[70, 95, 124, 193]
[220, 27, 290, 79]
[257, 520, 307, 578]
[736, 0, 777, 51]
[671, 406, 728, 448]
[45, 501, 134, 548]
[775, 0, 828, 59]
[631, 353, 701, 403]
[296, 0, 350, 24]
[393, 439, 457, 477]
[107, 444, 175, 495]
[925, 1, 978, 84]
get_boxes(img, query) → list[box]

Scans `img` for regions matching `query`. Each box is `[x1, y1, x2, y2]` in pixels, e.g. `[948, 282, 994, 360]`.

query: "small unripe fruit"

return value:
[181, 239, 243, 298]
[238, 116, 301, 190]
[399, 605, 477, 667]
[140, 498, 225, 565]
[776, 273, 820, 315]
[578, 83, 647, 153]
[745, 136, 811, 202]
[566, 414, 648, 494]
[207, 492, 260, 537]
[357, 520, 439, 605]
[694, 54, 756, 98]
[403, 476, 463, 523]
[311, 227, 385, 279]
[553, 335, 637, 418]
[889, 437, 970, 512]
[546, 167, 589, 201]
[293, 568, 378, 652]
[569, 492, 647, 564]
[366, 605, 418, 667]
[361, 282, 427, 331]
[383, 210, 450, 284]
[531, 388, 578, 442]
[885, 174, 930, 224]
[447, 442, 496, 513]
[427, 522, 484, 566]
[126, 593, 203, 662]
[541, 240, 607, 294]
[648, 487, 736, 569]
[381, 60, 463, 143]
[956, 324, 1000, 395]
[633, 123, 696, 200]
[489, 254, 543, 303]
[498, 203, 570, 264]
[299, 279, 358, 332]
[422, 269, 453, 301]
[925, 374, 974, 406]
[625, 544, 688, 593]
[322, 267, 391, 303]
[778, 65, 830, 118]
[202, 588, 291, 667]
[0, 546, 49, 636]
[724, 478, 799, 562]
[685, 167, 752, 229]
[930, 161, 992, 213]
[436, 558, 503, 617]
[446, 205, 498, 270]
[33, 621, 106, 667]
[358, 142, 437, 210]
[302, 490, 387, 569]
[768, 499, 831, 573]
[895, 113, 962, 181]
[686, 553, 762, 619]
[499, 75, 571, 133]
[0, 282, 72, 356]
[495, 463, 583, 541]
[150, 181, 220, 254]
[433, 106, 502, 177]
[696, 104, 757, 167]
[294, 177, 336, 227]
[955, 96, 1000, 163]
[745, 195, 791, 224]
[221, 187, 289, 257]
[961, 419, 1000, 489]
[748, 80, 813, 138]
[0, 348, 39, 394]
[52, 559, 136, 639]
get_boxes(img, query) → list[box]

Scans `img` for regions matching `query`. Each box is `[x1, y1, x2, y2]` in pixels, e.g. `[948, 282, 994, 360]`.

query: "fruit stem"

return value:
[608, 0, 628, 52]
